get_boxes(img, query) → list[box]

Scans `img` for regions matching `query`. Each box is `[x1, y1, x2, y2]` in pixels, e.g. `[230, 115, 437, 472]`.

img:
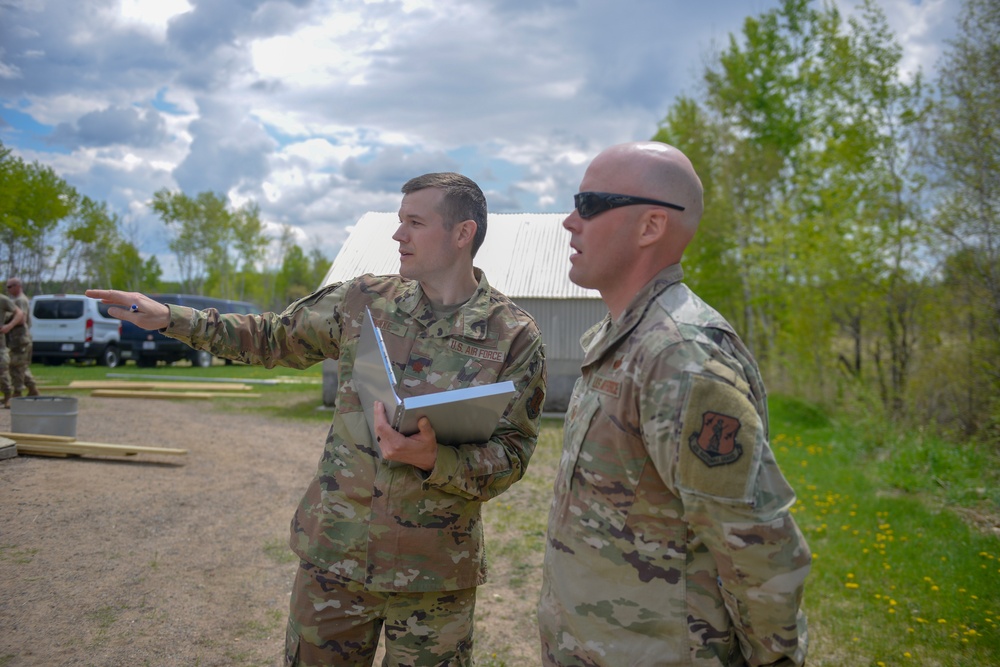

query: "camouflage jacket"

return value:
[539, 264, 809, 666]
[0, 293, 18, 349]
[6, 293, 30, 347]
[164, 271, 546, 592]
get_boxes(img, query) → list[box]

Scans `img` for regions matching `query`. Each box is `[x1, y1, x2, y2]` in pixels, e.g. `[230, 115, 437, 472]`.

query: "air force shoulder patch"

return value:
[677, 372, 762, 501]
[689, 411, 743, 467]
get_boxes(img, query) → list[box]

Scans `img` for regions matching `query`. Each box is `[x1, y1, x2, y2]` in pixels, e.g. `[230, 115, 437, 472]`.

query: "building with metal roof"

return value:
[319, 211, 607, 412]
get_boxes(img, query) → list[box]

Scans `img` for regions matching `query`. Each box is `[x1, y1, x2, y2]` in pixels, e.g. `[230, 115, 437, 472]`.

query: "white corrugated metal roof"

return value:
[321, 212, 601, 300]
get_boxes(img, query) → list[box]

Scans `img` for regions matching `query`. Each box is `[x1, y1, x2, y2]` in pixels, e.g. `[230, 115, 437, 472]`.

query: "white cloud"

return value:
[117, 0, 193, 37]
[0, 0, 960, 282]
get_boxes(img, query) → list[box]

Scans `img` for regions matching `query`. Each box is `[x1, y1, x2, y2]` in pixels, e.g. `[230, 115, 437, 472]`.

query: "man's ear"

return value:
[454, 219, 477, 249]
[637, 210, 669, 248]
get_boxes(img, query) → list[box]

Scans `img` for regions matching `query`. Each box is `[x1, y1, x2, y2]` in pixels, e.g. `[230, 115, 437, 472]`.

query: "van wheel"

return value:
[100, 346, 121, 368]
[191, 350, 213, 368]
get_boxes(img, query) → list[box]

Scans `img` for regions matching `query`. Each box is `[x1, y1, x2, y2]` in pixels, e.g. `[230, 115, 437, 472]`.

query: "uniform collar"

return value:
[395, 268, 493, 340]
[581, 263, 685, 365]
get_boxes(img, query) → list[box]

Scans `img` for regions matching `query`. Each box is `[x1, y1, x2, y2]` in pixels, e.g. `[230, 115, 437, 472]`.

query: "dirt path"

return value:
[0, 396, 326, 667]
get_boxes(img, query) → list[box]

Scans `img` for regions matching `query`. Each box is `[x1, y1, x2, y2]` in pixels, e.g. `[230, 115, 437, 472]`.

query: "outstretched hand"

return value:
[85, 289, 171, 331]
[373, 401, 439, 471]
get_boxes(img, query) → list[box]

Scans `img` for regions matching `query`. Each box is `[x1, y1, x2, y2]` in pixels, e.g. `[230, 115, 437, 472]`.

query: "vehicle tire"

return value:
[191, 350, 213, 368]
[100, 345, 121, 368]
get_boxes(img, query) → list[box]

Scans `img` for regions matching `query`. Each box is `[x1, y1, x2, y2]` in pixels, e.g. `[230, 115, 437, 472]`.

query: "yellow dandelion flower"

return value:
[938, 619, 947, 624]
[845, 582, 860, 589]
[931, 586, 939, 591]
[904, 652, 912, 658]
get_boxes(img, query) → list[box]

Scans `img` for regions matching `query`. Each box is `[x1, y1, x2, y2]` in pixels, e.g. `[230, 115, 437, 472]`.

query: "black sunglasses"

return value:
[573, 191, 685, 220]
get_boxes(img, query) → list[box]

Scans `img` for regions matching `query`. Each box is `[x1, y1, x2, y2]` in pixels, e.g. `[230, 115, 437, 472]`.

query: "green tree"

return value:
[230, 201, 268, 302]
[151, 189, 266, 299]
[55, 196, 123, 292]
[309, 245, 330, 290]
[0, 142, 78, 284]
[925, 0, 1000, 437]
[655, 0, 928, 421]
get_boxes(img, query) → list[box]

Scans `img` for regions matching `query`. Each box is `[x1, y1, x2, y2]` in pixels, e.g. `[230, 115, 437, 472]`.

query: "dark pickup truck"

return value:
[121, 294, 259, 367]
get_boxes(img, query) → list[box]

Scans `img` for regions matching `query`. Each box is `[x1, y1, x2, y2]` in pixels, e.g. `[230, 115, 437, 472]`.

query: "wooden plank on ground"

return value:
[16, 442, 188, 457]
[16, 448, 69, 458]
[2, 432, 188, 458]
[0, 431, 77, 443]
[90, 390, 261, 400]
[69, 380, 253, 391]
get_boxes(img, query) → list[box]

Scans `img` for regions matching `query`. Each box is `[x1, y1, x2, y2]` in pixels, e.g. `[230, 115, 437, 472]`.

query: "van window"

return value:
[97, 302, 114, 318]
[33, 299, 84, 319]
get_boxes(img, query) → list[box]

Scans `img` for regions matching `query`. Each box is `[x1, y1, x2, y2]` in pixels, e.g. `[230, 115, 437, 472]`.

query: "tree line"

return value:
[0, 147, 329, 313]
[654, 0, 998, 442]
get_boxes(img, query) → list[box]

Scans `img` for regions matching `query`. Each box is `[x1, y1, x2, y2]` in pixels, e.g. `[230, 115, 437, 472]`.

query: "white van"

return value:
[29, 294, 123, 367]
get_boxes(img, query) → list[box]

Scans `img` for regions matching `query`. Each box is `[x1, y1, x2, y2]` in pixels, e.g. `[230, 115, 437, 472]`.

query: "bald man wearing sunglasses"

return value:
[538, 142, 810, 666]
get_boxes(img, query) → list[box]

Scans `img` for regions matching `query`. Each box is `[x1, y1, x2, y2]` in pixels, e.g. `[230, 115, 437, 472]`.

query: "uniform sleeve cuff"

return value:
[162, 304, 197, 342]
[421, 444, 461, 489]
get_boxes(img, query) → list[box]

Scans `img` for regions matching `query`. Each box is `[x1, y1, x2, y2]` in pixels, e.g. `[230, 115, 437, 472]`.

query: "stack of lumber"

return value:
[0, 431, 188, 459]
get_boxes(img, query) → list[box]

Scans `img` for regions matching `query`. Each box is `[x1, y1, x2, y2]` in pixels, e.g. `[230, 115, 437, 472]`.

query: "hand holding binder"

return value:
[354, 308, 516, 452]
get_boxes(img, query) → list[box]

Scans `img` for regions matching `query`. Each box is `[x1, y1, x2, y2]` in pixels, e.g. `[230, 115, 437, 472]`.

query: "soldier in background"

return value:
[4, 278, 38, 400]
[539, 142, 810, 666]
[0, 291, 25, 408]
[89, 172, 547, 667]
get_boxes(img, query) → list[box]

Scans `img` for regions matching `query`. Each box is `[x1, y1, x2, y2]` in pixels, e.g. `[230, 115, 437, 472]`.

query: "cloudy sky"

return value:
[0, 0, 958, 279]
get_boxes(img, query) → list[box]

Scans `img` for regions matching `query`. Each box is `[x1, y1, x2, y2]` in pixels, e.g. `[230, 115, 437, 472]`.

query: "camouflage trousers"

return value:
[284, 560, 476, 667]
[8, 340, 35, 394]
[0, 345, 10, 395]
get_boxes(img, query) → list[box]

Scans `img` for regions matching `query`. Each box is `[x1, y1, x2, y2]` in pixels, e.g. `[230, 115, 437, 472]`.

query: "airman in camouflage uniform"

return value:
[0, 292, 25, 408]
[539, 142, 809, 666]
[88, 172, 547, 667]
[5, 278, 38, 399]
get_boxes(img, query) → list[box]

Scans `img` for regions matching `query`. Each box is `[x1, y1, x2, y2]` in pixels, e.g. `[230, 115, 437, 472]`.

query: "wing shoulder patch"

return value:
[677, 372, 762, 501]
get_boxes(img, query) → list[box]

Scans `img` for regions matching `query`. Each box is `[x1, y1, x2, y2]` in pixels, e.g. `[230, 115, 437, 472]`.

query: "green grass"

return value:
[25, 360, 333, 423]
[768, 394, 999, 667]
[28, 357, 324, 387]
